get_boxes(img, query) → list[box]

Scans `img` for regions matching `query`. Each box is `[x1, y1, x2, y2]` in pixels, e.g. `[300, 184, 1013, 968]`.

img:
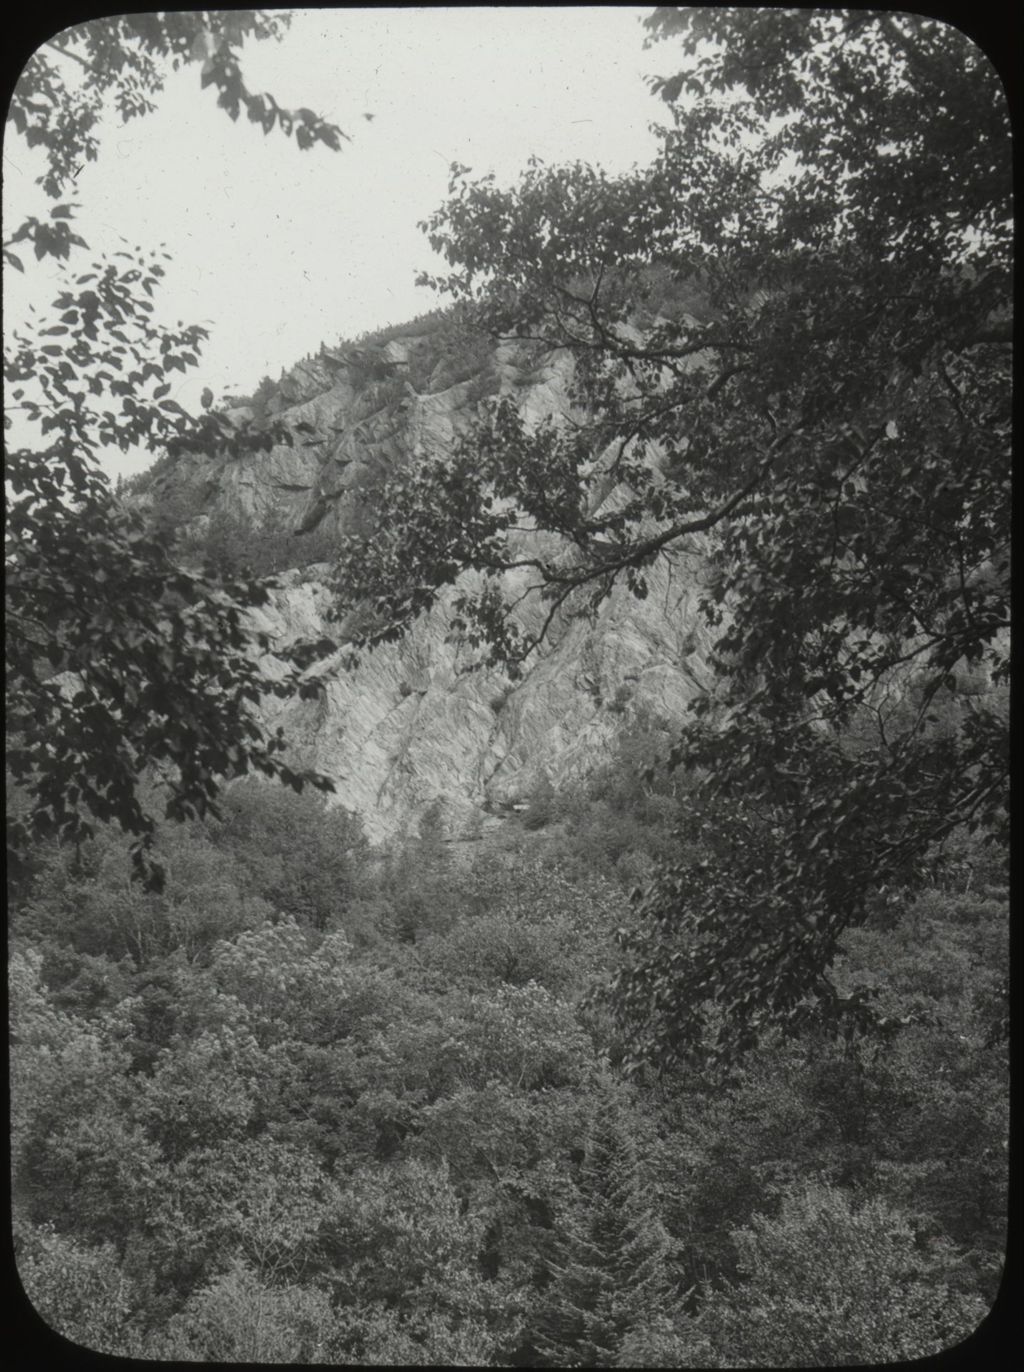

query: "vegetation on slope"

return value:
[11, 735, 1007, 1362]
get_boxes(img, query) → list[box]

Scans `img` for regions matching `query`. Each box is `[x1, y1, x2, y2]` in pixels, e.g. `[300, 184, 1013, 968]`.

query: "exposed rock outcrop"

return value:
[246, 550, 714, 842]
[150, 314, 716, 840]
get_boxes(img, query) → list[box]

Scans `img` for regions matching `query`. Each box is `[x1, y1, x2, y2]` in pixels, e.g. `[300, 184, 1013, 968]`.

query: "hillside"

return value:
[133, 297, 718, 840]
[9, 11, 1010, 1364]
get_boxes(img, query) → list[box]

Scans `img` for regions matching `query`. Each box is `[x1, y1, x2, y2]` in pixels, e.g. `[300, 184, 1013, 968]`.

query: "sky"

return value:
[5, 7, 671, 479]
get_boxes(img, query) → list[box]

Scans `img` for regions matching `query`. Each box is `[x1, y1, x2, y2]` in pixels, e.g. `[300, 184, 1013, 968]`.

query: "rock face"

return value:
[154, 317, 716, 841]
[248, 555, 714, 842]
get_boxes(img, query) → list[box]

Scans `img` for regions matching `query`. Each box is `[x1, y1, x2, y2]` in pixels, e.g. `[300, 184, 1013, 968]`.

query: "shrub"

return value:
[608, 683, 633, 714]
[489, 686, 512, 715]
[521, 773, 558, 831]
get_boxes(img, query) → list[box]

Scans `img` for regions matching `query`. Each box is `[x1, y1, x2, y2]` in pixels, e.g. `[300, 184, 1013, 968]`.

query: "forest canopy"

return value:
[10, 740, 1008, 1361]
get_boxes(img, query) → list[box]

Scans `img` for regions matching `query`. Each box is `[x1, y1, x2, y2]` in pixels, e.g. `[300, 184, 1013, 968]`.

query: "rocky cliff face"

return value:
[151, 316, 716, 841]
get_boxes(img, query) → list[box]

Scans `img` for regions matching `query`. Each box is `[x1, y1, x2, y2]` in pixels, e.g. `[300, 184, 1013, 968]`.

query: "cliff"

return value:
[142, 311, 716, 841]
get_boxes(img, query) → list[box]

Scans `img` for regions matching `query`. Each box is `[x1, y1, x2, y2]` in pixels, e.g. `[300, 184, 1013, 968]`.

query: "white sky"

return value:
[5, 7, 670, 479]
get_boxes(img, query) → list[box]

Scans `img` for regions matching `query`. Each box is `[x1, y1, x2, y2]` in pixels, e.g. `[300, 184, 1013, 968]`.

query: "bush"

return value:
[521, 773, 558, 831]
[608, 683, 633, 714]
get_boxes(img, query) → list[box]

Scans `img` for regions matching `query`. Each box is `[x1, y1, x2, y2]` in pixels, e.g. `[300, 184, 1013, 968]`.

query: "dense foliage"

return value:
[5, 13, 344, 888]
[331, 8, 1011, 1066]
[7, 9, 1010, 1365]
[12, 753, 1007, 1362]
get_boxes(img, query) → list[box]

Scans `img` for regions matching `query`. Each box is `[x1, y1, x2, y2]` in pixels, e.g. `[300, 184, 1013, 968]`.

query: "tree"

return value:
[330, 9, 1011, 1066]
[207, 777, 369, 931]
[323, 1158, 511, 1365]
[5, 14, 345, 890]
[10, 947, 165, 1250]
[533, 1107, 676, 1367]
[14, 1220, 148, 1357]
[161, 1259, 338, 1365]
[13, 807, 274, 965]
[689, 1182, 989, 1366]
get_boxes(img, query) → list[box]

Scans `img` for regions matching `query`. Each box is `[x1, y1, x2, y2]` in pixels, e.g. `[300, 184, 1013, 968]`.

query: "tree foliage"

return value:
[689, 1182, 989, 1366]
[6, 10, 344, 232]
[533, 1108, 674, 1367]
[332, 8, 1011, 1065]
[5, 13, 345, 888]
[10, 769, 1006, 1361]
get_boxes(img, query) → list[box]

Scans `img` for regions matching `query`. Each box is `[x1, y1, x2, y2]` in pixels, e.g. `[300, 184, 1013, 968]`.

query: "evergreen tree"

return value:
[534, 1111, 674, 1368]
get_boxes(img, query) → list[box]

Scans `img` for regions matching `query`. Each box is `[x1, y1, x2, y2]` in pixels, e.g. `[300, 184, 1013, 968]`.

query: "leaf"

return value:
[190, 27, 216, 61]
[654, 72, 686, 103]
